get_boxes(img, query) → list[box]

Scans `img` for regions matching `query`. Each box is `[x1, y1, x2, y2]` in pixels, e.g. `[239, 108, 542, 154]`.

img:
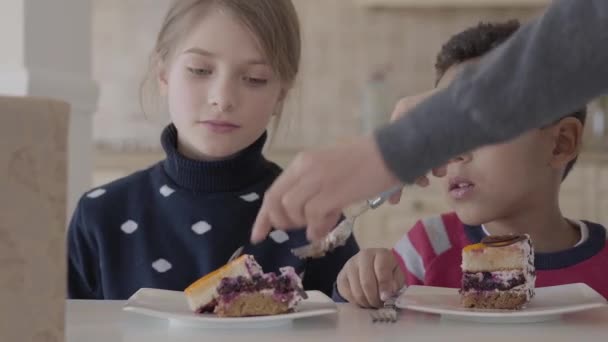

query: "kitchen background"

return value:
[91, 0, 608, 248]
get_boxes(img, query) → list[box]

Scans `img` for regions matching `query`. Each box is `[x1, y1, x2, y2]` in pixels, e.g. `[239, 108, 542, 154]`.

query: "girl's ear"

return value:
[273, 86, 291, 116]
[157, 59, 169, 96]
[278, 84, 290, 102]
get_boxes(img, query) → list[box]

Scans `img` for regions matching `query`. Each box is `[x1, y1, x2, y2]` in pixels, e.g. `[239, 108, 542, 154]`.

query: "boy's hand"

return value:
[387, 91, 447, 205]
[337, 248, 404, 308]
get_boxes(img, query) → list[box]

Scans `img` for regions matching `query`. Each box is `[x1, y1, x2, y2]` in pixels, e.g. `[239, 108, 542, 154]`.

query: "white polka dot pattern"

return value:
[192, 221, 212, 235]
[86, 188, 106, 198]
[269, 230, 290, 244]
[159, 185, 175, 197]
[240, 192, 260, 202]
[152, 259, 172, 273]
[121, 220, 139, 234]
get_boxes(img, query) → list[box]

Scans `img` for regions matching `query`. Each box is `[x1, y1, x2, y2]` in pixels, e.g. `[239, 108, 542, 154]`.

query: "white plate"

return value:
[396, 283, 607, 323]
[123, 288, 337, 328]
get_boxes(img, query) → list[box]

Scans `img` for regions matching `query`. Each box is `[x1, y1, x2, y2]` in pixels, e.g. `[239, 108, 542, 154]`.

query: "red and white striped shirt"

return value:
[392, 212, 608, 299]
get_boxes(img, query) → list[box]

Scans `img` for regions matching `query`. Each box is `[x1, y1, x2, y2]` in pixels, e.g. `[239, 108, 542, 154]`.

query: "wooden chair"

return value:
[0, 95, 70, 342]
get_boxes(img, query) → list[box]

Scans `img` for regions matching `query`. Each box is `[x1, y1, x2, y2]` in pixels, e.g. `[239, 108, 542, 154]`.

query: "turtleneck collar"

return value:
[161, 124, 272, 193]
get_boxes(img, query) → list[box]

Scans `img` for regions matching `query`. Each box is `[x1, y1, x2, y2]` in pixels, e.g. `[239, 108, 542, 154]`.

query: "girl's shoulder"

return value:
[75, 162, 163, 214]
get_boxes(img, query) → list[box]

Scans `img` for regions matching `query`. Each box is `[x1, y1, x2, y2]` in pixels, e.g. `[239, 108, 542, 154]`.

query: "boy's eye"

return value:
[187, 67, 212, 76]
[244, 76, 268, 86]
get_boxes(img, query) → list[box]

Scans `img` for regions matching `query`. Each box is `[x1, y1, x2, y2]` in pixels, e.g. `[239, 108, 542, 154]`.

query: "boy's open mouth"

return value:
[448, 177, 475, 199]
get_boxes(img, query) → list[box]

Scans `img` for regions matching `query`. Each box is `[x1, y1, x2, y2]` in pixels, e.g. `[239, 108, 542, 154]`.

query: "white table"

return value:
[66, 300, 608, 342]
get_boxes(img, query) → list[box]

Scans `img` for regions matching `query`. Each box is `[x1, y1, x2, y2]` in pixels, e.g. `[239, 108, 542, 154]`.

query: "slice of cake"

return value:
[461, 234, 535, 310]
[184, 255, 263, 313]
[184, 255, 306, 317]
[214, 267, 306, 317]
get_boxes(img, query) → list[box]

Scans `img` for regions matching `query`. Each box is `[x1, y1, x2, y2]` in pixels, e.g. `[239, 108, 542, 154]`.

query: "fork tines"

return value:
[370, 308, 398, 323]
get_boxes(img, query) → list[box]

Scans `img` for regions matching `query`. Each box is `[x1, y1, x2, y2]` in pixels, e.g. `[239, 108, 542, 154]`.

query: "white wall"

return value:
[0, 0, 98, 218]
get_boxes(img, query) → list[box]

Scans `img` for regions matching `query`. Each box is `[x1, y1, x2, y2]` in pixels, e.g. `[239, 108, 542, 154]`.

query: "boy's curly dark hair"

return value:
[435, 20, 586, 179]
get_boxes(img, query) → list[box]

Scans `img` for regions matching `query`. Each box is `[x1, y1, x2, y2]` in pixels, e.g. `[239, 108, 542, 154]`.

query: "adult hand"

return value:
[386, 91, 447, 204]
[251, 135, 400, 243]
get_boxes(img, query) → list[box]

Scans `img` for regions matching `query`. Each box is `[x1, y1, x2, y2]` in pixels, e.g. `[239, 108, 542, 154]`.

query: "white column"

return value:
[0, 0, 98, 218]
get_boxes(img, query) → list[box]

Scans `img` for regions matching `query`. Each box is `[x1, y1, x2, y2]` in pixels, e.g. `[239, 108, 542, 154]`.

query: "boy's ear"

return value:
[548, 117, 584, 169]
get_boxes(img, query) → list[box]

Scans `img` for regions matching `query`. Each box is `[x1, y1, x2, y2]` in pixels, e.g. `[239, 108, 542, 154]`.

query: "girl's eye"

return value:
[244, 76, 268, 86]
[187, 67, 212, 76]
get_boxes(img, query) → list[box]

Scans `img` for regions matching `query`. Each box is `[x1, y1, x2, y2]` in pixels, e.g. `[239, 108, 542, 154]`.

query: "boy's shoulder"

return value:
[393, 213, 469, 265]
[392, 212, 467, 285]
[583, 220, 608, 237]
[401, 212, 470, 252]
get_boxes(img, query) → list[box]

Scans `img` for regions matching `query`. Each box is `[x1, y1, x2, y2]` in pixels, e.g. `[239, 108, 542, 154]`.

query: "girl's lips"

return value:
[448, 177, 476, 200]
[199, 120, 241, 133]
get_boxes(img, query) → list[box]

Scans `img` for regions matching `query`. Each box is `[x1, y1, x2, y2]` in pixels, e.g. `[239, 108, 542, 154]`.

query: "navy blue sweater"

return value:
[67, 125, 359, 299]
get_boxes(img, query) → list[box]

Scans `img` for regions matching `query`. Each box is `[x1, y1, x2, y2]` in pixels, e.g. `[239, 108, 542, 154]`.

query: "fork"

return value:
[291, 186, 402, 259]
[370, 293, 400, 323]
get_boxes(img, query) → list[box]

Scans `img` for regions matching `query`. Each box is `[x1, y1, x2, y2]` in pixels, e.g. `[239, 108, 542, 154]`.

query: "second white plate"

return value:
[396, 283, 607, 323]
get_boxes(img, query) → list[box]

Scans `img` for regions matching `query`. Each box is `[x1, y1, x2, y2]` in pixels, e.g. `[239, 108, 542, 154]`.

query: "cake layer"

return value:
[461, 270, 527, 292]
[215, 292, 291, 317]
[462, 245, 527, 271]
[216, 266, 305, 311]
[461, 291, 528, 310]
[462, 235, 533, 272]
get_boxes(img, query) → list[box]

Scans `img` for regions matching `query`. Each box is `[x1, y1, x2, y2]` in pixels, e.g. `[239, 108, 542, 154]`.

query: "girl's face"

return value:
[160, 8, 286, 160]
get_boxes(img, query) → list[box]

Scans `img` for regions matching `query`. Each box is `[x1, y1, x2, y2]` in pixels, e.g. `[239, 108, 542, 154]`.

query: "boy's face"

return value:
[444, 128, 557, 226]
[437, 63, 581, 226]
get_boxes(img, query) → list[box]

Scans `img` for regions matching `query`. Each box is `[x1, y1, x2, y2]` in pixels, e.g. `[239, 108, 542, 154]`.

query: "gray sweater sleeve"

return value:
[375, 0, 608, 184]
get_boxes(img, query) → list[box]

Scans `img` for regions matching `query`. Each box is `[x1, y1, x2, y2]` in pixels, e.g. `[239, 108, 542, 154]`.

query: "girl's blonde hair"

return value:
[140, 0, 301, 123]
